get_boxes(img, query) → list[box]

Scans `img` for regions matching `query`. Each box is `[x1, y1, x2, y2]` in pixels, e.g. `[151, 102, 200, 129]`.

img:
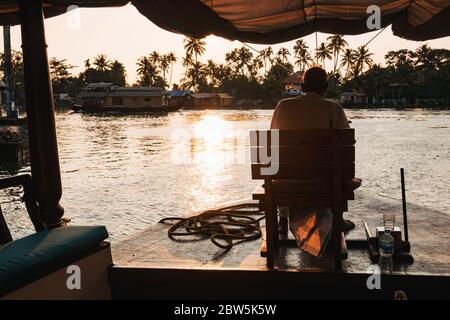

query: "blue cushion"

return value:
[0, 226, 109, 296]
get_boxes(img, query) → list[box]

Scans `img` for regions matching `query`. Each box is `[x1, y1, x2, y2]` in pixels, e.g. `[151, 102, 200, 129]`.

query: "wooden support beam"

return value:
[3, 26, 13, 115]
[18, 0, 64, 228]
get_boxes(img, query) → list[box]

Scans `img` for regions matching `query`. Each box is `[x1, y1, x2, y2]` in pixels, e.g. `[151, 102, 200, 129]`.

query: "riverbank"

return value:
[0, 122, 28, 162]
[181, 104, 450, 110]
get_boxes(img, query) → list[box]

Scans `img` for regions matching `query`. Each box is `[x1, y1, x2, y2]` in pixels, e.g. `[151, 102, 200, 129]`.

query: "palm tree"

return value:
[181, 54, 194, 87]
[136, 56, 158, 86]
[225, 50, 238, 70]
[353, 45, 374, 77]
[84, 59, 90, 70]
[165, 52, 177, 87]
[210, 63, 232, 88]
[340, 48, 356, 79]
[264, 47, 274, 71]
[237, 47, 253, 75]
[225, 47, 253, 76]
[110, 60, 126, 86]
[159, 55, 170, 82]
[293, 39, 312, 72]
[82, 59, 92, 83]
[49, 57, 73, 82]
[183, 61, 206, 91]
[294, 50, 312, 72]
[257, 49, 268, 75]
[251, 56, 264, 78]
[93, 54, 110, 72]
[277, 47, 291, 63]
[293, 39, 308, 59]
[414, 44, 440, 71]
[256, 46, 275, 75]
[315, 43, 332, 70]
[183, 37, 206, 64]
[385, 49, 415, 69]
[205, 59, 217, 86]
[149, 51, 160, 66]
[326, 34, 348, 75]
[136, 56, 150, 81]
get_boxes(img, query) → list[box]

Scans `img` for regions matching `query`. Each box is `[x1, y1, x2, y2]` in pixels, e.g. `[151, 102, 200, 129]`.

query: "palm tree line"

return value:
[138, 35, 378, 91]
[1, 36, 449, 105]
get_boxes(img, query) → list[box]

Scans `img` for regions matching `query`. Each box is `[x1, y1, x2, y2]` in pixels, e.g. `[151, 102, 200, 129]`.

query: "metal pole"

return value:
[3, 26, 13, 117]
[400, 168, 409, 242]
[19, 0, 64, 228]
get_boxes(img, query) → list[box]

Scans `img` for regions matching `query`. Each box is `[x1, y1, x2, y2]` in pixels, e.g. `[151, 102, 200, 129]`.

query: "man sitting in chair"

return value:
[270, 66, 361, 257]
[271, 66, 350, 131]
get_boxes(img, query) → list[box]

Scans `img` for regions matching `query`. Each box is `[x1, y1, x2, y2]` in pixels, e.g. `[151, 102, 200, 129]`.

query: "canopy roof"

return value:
[1, 1, 449, 42]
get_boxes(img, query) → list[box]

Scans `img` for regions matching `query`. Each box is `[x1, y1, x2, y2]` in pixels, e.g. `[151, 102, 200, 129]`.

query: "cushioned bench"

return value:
[0, 226, 109, 297]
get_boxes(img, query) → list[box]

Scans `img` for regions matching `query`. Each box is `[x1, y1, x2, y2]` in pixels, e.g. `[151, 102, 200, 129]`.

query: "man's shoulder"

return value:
[278, 96, 343, 108]
[324, 99, 344, 109]
[277, 96, 305, 107]
[279, 96, 302, 103]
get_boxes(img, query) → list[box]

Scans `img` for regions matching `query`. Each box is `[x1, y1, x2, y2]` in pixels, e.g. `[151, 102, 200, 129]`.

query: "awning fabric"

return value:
[0, 1, 449, 43]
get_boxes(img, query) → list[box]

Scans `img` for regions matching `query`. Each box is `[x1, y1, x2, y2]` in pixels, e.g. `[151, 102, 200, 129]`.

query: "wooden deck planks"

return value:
[113, 192, 450, 276]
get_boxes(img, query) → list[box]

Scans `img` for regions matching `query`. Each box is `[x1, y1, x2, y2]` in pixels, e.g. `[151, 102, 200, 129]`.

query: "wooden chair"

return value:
[250, 129, 355, 270]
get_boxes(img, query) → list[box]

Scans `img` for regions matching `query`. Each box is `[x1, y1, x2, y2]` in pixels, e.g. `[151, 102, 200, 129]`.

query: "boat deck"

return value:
[111, 192, 450, 299]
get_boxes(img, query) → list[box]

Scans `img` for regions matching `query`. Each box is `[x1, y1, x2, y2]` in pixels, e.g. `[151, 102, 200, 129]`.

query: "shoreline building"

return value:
[184, 93, 234, 109]
[282, 71, 304, 97]
[339, 90, 368, 106]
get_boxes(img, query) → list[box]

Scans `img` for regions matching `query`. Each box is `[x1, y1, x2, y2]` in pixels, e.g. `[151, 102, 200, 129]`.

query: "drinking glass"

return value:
[383, 212, 395, 231]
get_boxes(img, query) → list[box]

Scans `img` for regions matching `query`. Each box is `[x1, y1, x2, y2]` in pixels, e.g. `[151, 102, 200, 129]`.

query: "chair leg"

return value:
[333, 210, 343, 271]
[334, 234, 342, 271]
[265, 203, 277, 269]
[279, 218, 288, 238]
[272, 205, 280, 268]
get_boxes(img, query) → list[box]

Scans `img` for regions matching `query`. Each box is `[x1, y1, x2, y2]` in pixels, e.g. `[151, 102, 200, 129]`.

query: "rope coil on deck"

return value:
[159, 203, 265, 250]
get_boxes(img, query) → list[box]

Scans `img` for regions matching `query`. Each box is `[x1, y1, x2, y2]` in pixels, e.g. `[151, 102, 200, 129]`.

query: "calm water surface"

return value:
[1, 109, 449, 242]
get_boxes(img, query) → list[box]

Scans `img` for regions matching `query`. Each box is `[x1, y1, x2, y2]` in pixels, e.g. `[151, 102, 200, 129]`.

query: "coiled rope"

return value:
[159, 203, 265, 250]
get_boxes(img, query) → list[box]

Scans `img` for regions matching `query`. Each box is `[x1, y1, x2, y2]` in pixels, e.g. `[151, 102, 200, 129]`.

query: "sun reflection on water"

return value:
[189, 114, 241, 209]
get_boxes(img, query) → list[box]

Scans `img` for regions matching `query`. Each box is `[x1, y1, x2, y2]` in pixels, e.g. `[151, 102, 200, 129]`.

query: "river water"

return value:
[1, 109, 449, 242]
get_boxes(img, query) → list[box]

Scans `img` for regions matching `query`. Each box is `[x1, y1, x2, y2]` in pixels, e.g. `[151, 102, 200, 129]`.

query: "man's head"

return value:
[301, 66, 328, 96]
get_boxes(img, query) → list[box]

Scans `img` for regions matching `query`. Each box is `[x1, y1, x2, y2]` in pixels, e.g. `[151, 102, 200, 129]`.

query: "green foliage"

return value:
[1, 36, 449, 107]
[349, 45, 450, 105]
[261, 62, 293, 102]
[0, 50, 25, 106]
[79, 54, 127, 87]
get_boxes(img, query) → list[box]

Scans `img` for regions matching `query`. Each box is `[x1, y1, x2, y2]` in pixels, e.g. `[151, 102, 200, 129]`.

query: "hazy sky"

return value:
[2, 4, 449, 85]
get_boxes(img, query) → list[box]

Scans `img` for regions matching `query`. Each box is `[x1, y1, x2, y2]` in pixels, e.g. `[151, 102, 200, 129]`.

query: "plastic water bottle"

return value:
[378, 230, 395, 273]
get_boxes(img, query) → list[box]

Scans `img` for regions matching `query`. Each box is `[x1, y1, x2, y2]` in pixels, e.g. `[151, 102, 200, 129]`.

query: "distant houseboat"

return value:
[73, 83, 180, 113]
[183, 92, 234, 109]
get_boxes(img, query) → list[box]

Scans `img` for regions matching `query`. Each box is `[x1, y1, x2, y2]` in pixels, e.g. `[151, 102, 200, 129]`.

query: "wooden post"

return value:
[19, 0, 64, 228]
[3, 26, 13, 116]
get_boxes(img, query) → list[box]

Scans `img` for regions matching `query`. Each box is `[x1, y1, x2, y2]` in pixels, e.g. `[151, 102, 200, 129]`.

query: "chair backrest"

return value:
[250, 129, 355, 184]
